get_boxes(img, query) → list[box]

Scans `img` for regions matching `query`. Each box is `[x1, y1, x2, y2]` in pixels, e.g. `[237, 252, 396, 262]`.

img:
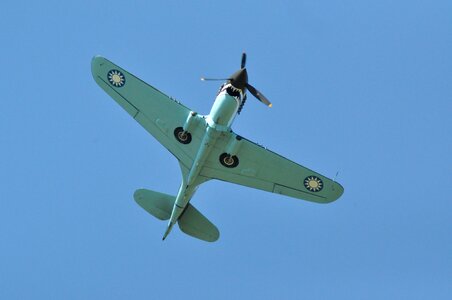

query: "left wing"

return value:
[91, 56, 206, 171]
[200, 131, 344, 203]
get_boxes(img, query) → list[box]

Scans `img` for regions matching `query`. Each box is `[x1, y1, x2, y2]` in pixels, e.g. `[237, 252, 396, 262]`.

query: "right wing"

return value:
[91, 56, 205, 171]
[201, 131, 344, 203]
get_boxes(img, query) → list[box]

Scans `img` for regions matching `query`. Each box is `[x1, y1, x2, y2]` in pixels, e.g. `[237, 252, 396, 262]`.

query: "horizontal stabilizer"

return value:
[134, 188, 220, 242]
[178, 205, 219, 242]
[134, 189, 175, 220]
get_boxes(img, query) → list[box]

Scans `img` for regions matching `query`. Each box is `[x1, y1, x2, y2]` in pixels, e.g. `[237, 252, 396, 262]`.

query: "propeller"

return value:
[200, 77, 229, 81]
[241, 52, 247, 69]
[246, 83, 272, 107]
[201, 52, 272, 108]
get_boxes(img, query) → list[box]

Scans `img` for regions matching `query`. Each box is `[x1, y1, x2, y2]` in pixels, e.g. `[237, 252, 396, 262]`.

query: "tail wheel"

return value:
[174, 127, 192, 144]
[219, 153, 239, 168]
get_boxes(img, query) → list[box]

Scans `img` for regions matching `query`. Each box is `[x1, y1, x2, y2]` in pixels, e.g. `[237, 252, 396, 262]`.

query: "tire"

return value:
[219, 153, 239, 168]
[174, 127, 192, 144]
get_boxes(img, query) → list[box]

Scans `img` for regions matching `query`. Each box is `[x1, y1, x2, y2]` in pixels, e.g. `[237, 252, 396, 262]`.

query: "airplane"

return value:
[91, 53, 344, 242]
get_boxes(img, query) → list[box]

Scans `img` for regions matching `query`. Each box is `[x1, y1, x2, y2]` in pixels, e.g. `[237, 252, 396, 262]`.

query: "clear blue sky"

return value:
[1, 0, 451, 299]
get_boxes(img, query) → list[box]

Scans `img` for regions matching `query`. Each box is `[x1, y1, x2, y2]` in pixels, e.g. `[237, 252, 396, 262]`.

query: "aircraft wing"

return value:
[91, 56, 205, 171]
[201, 131, 344, 203]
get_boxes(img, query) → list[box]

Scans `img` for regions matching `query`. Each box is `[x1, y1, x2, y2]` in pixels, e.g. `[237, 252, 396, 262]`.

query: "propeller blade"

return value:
[246, 83, 272, 107]
[201, 77, 230, 81]
[241, 52, 247, 69]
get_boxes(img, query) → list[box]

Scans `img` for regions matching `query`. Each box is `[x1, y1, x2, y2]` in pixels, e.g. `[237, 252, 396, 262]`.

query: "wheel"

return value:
[174, 127, 192, 144]
[219, 153, 239, 168]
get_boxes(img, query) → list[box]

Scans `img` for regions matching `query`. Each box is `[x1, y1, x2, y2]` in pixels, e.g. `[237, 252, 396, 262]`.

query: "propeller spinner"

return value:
[202, 53, 272, 108]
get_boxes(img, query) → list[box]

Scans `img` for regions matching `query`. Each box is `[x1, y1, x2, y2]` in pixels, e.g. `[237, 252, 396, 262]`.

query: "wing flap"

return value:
[201, 166, 274, 193]
[133, 112, 193, 169]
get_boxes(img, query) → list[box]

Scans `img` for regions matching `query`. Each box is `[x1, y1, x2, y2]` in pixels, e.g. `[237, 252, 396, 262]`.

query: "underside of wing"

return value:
[200, 131, 344, 203]
[91, 56, 205, 170]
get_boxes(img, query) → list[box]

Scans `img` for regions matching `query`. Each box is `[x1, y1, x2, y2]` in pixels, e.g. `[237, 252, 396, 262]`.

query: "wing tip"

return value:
[325, 182, 344, 203]
[91, 55, 112, 82]
[91, 55, 103, 78]
[91, 54, 104, 62]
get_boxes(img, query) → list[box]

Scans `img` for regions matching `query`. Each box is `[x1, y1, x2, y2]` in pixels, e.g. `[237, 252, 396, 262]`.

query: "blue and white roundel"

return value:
[304, 176, 323, 192]
[107, 69, 125, 87]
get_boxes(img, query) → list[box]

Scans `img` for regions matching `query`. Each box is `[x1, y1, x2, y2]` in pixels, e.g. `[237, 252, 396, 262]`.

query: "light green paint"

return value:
[91, 56, 344, 242]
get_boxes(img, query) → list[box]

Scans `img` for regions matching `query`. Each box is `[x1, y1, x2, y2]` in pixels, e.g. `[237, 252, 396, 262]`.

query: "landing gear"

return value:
[174, 127, 192, 144]
[219, 153, 239, 168]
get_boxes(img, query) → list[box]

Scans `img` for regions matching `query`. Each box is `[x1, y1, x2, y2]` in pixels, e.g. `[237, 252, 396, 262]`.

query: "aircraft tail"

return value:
[178, 204, 219, 242]
[134, 189, 219, 242]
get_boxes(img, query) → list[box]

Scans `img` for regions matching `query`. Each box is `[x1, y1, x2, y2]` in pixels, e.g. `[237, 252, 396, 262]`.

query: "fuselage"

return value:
[206, 83, 244, 130]
[163, 82, 245, 239]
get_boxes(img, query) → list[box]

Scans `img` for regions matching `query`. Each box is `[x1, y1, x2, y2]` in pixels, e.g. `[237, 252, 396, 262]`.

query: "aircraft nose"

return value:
[229, 68, 248, 90]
